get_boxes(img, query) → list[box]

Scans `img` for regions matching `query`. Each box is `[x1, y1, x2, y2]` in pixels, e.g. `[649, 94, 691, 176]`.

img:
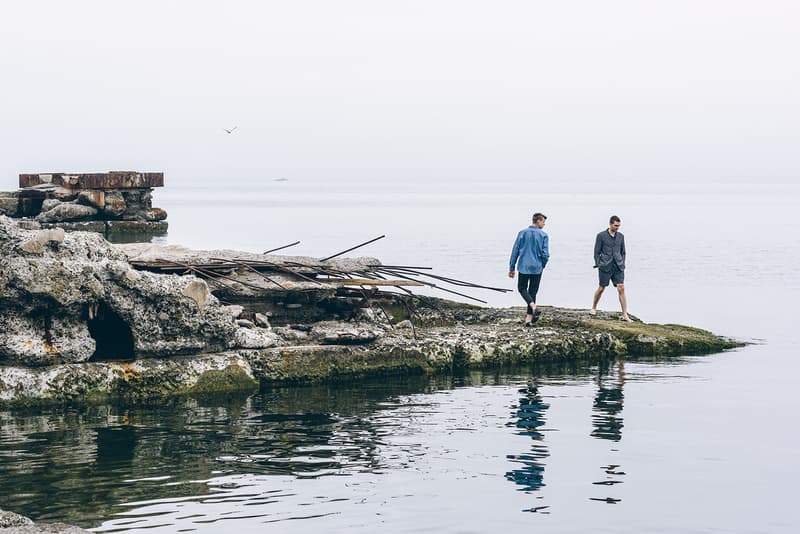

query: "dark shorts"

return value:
[599, 267, 624, 287]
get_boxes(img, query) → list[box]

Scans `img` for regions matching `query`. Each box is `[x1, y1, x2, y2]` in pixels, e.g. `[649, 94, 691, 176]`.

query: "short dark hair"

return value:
[532, 212, 547, 223]
[609, 215, 621, 224]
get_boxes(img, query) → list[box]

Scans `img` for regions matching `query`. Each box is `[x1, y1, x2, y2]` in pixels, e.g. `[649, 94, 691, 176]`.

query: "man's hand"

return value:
[508, 271, 515, 279]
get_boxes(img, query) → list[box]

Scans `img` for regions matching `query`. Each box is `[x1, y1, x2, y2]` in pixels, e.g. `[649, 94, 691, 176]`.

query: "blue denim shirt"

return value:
[509, 226, 549, 274]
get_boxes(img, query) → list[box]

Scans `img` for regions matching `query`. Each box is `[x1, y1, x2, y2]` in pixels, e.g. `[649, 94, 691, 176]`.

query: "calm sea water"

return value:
[1, 179, 798, 532]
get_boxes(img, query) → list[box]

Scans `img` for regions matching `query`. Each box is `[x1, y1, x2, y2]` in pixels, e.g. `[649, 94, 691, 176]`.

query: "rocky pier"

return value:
[0, 215, 742, 408]
[0, 171, 167, 238]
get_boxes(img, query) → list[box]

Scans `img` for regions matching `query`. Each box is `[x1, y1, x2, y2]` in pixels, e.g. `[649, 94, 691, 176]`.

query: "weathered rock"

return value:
[41, 198, 63, 212]
[308, 321, 386, 345]
[254, 312, 271, 328]
[181, 279, 210, 310]
[0, 508, 89, 533]
[105, 220, 167, 234]
[0, 353, 258, 405]
[0, 524, 89, 533]
[39, 221, 106, 233]
[0, 193, 18, 216]
[234, 327, 278, 349]
[145, 207, 167, 221]
[15, 220, 41, 230]
[222, 305, 244, 318]
[0, 313, 95, 366]
[0, 216, 242, 365]
[18, 228, 65, 254]
[0, 301, 742, 407]
[35, 203, 97, 223]
[101, 191, 126, 217]
[0, 509, 34, 527]
[76, 190, 105, 209]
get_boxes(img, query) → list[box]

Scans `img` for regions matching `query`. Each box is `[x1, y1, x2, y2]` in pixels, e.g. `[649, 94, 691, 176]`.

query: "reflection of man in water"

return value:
[591, 361, 625, 442]
[506, 382, 549, 491]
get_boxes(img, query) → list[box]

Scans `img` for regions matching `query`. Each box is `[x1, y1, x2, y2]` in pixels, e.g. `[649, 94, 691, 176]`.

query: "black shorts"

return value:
[599, 268, 624, 287]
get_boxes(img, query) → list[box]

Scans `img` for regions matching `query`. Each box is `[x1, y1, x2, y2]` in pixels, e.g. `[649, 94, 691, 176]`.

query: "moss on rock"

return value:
[584, 319, 740, 356]
[190, 364, 258, 395]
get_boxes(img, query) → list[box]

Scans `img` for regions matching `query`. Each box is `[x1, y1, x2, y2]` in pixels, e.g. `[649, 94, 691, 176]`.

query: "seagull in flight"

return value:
[223, 126, 238, 134]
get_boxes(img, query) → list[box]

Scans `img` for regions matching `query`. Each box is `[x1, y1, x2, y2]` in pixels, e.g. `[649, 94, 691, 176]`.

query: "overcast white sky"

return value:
[1, 0, 798, 188]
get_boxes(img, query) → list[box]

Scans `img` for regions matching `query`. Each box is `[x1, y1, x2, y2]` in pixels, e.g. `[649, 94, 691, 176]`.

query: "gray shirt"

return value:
[594, 230, 626, 272]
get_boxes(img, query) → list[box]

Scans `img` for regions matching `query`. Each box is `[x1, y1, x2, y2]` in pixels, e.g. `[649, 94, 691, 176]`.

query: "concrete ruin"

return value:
[0, 171, 167, 238]
[0, 215, 742, 408]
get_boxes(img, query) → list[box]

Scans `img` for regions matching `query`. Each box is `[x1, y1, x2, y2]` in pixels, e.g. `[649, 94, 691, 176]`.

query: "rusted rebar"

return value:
[320, 235, 385, 262]
[210, 257, 287, 290]
[263, 241, 301, 254]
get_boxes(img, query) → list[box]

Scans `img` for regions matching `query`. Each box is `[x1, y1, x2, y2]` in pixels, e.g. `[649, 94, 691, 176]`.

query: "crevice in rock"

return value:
[87, 302, 134, 361]
[43, 314, 54, 345]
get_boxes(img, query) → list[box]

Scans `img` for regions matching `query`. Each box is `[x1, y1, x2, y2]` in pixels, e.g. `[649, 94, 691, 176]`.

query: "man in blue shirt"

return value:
[508, 212, 549, 326]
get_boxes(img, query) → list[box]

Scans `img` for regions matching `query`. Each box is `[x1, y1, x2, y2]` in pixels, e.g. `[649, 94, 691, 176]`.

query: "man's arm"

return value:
[508, 233, 521, 277]
[541, 233, 549, 269]
[593, 233, 602, 267]
[620, 234, 626, 262]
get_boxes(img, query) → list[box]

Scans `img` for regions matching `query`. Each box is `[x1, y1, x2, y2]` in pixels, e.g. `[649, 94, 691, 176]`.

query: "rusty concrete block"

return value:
[19, 171, 164, 189]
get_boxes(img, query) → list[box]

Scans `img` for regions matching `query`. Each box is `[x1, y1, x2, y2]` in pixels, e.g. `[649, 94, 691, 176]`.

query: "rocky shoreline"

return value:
[0, 215, 742, 408]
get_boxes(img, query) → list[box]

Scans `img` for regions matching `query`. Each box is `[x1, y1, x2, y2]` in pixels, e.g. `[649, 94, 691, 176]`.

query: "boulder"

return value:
[41, 198, 62, 212]
[181, 279, 210, 310]
[234, 327, 278, 348]
[77, 190, 105, 209]
[0, 509, 34, 527]
[0, 216, 242, 365]
[35, 203, 97, 223]
[145, 207, 168, 221]
[0, 193, 19, 216]
[102, 191, 126, 217]
[309, 321, 386, 345]
[0, 507, 88, 532]
[254, 313, 271, 328]
[18, 228, 65, 254]
[0, 313, 96, 366]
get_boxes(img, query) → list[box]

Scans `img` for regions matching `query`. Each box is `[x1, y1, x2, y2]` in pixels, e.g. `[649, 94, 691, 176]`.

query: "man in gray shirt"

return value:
[591, 215, 631, 321]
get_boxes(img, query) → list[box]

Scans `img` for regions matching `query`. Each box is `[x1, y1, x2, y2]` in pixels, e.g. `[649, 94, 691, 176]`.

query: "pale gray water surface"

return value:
[1, 181, 798, 533]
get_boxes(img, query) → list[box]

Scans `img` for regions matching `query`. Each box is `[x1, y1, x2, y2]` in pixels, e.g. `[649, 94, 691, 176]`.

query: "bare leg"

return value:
[617, 284, 629, 320]
[591, 286, 605, 313]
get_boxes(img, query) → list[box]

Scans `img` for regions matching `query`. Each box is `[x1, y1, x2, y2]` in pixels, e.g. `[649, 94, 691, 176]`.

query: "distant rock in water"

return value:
[274, 177, 289, 182]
